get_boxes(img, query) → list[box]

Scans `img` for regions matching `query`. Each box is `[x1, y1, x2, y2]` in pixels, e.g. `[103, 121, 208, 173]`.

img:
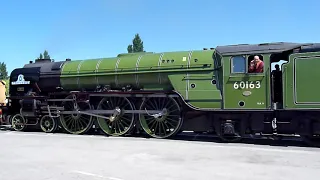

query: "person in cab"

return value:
[248, 55, 264, 73]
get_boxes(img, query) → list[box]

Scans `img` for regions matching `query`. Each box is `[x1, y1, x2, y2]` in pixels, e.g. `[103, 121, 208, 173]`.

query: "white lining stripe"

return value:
[95, 59, 103, 86]
[158, 53, 164, 84]
[186, 51, 193, 100]
[135, 55, 143, 87]
[115, 58, 121, 87]
[77, 60, 84, 89]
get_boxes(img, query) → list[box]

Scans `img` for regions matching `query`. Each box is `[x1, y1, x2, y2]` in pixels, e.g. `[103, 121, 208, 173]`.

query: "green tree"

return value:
[127, 33, 144, 53]
[0, 62, 9, 95]
[127, 45, 133, 53]
[43, 50, 50, 59]
[38, 50, 50, 59]
[0, 62, 8, 79]
[4, 78, 9, 96]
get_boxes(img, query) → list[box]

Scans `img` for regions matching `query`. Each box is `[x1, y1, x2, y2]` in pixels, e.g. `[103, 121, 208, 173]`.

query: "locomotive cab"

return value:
[216, 42, 308, 110]
[216, 44, 270, 109]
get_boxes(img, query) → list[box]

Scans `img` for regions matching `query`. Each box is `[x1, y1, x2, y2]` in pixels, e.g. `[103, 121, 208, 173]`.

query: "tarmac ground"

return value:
[0, 130, 320, 180]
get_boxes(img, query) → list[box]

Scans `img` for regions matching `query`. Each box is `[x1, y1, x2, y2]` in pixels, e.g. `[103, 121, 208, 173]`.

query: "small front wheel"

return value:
[11, 114, 27, 131]
[40, 115, 58, 133]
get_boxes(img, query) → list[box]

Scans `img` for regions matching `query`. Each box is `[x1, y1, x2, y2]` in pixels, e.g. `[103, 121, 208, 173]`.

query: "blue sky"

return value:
[0, 0, 319, 74]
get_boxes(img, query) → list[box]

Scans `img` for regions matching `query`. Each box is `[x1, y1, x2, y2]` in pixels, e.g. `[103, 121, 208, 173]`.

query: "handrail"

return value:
[61, 64, 213, 77]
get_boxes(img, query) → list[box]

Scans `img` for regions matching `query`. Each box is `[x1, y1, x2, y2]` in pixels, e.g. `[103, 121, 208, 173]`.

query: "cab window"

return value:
[231, 56, 246, 73]
[247, 55, 264, 73]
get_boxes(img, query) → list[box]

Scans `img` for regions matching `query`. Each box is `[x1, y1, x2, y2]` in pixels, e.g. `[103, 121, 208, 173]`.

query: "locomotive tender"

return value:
[4, 42, 320, 146]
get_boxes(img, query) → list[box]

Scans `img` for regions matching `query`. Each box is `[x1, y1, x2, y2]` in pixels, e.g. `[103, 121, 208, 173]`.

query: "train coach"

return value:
[2, 42, 320, 146]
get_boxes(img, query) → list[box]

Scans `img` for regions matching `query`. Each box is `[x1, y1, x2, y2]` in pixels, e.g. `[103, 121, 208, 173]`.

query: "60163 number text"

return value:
[233, 81, 261, 89]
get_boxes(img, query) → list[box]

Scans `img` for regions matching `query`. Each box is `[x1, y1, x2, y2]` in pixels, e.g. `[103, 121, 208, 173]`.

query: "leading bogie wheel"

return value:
[11, 114, 27, 131]
[96, 96, 136, 136]
[40, 115, 58, 133]
[59, 95, 94, 134]
[139, 96, 183, 139]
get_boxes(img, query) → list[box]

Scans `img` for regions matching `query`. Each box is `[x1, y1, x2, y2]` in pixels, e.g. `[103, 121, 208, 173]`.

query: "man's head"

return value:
[253, 55, 260, 62]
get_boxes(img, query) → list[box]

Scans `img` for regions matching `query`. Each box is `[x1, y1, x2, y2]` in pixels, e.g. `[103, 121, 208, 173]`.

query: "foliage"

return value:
[0, 62, 8, 79]
[4, 78, 9, 96]
[0, 62, 9, 96]
[127, 45, 133, 53]
[127, 34, 144, 53]
[38, 50, 51, 59]
[43, 50, 50, 59]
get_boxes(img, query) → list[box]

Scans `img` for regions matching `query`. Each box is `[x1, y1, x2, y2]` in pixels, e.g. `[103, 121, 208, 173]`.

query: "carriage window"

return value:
[231, 56, 246, 73]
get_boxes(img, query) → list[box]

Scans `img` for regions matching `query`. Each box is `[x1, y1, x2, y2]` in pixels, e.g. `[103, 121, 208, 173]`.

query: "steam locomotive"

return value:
[2, 42, 320, 146]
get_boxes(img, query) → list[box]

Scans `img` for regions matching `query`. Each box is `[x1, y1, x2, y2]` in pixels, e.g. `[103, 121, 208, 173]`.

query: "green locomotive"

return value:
[5, 42, 320, 146]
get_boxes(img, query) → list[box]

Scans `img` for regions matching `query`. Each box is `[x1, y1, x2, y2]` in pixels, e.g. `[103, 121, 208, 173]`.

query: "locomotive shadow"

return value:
[88, 127, 317, 149]
[0, 125, 315, 148]
[169, 132, 315, 148]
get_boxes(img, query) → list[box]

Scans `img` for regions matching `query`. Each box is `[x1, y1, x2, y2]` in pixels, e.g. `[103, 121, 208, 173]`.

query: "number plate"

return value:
[233, 81, 261, 89]
[17, 87, 24, 91]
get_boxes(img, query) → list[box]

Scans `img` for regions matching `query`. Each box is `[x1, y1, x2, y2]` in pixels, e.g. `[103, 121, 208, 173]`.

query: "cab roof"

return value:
[215, 42, 319, 56]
